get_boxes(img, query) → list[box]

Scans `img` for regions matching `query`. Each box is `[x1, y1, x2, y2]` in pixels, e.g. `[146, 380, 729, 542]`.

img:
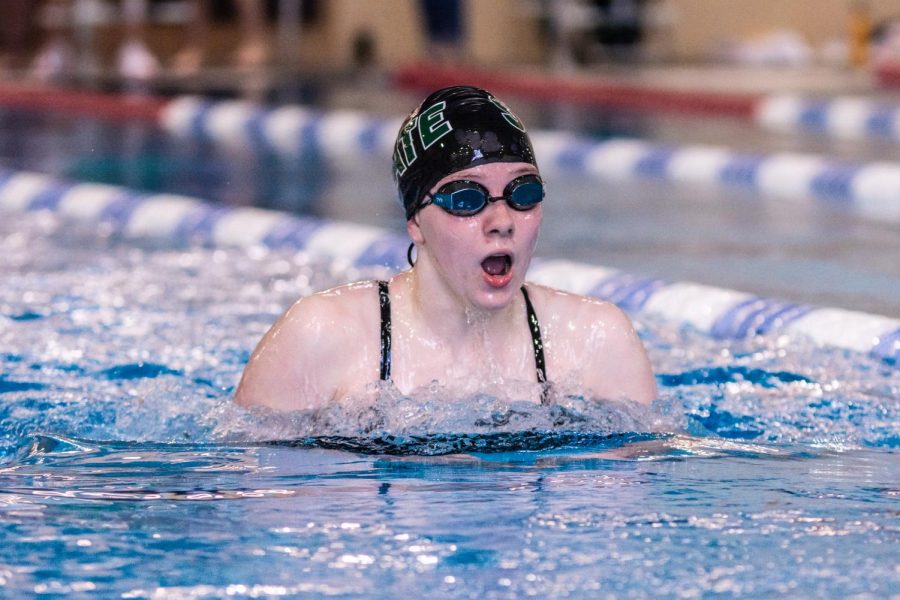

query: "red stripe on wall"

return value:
[875, 62, 900, 88]
[0, 82, 167, 122]
[393, 62, 760, 119]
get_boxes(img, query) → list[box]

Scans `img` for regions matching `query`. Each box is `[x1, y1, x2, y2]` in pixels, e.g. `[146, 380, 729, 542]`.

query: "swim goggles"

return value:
[421, 174, 545, 217]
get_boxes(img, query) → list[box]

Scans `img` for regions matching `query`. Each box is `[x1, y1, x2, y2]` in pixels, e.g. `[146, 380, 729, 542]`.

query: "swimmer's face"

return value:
[408, 161, 543, 311]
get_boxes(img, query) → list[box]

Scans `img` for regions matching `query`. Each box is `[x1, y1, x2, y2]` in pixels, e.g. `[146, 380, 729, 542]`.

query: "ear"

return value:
[407, 215, 425, 245]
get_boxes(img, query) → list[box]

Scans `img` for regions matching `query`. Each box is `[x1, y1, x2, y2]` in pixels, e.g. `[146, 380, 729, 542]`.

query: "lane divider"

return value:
[392, 62, 900, 143]
[0, 84, 896, 216]
[1, 167, 897, 365]
[757, 94, 900, 141]
[2, 79, 898, 145]
[160, 97, 900, 223]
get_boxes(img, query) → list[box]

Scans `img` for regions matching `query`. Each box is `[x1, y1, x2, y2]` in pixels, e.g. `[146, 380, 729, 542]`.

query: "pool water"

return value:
[1, 213, 897, 597]
[3, 436, 896, 598]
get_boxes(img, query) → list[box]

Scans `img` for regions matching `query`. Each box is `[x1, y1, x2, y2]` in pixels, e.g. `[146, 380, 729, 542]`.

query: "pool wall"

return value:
[2, 167, 898, 364]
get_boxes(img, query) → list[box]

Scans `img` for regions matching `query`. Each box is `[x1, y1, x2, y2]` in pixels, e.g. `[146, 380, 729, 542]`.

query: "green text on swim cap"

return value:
[393, 101, 453, 177]
[488, 97, 525, 132]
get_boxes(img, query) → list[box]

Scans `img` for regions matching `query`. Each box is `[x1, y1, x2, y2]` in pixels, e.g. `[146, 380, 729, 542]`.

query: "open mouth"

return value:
[481, 253, 512, 277]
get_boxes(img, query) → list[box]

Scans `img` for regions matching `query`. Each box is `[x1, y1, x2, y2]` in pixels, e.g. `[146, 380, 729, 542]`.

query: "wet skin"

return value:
[234, 162, 657, 411]
[407, 162, 543, 314]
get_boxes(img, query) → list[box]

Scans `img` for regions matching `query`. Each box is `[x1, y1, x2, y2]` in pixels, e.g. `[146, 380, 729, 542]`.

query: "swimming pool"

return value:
[1, 211, 898, 597]
[1, 88, 898, 597]
[2, 91, 899, 318]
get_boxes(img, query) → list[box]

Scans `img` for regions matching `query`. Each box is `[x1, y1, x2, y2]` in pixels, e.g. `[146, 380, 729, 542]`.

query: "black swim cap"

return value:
[393, 86, 538, 220]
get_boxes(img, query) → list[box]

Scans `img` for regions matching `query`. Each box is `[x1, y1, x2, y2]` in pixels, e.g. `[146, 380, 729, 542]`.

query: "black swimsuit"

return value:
[377, 280, 547, 385]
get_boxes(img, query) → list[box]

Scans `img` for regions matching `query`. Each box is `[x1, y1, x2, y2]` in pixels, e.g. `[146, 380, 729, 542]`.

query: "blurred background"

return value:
[0, 0, 898, 87]
[1, 0, 899, 318]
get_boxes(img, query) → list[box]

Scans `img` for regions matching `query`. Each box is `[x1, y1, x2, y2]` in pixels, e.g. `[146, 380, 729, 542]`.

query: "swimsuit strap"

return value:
[521, 285, 548, 385]
[377, 281, 547, 390]
[378, 280, 392, 381]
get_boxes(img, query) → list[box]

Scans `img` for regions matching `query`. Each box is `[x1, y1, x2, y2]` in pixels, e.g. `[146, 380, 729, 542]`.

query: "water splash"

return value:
[208, 380, 673, 455]
[1, 212, 898, 459]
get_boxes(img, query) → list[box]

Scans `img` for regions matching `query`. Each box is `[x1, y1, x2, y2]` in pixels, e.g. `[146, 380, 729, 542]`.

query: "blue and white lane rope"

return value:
[159, 97, 900, 223]
[756, 94, 900, 142]
[2, 167, 898, 365]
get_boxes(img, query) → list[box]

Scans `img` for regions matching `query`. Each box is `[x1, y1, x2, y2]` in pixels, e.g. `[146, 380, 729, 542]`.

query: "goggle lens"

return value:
[443, 186, 487, 214]
[508, 178, 544, 208]
[427, 175, 544, 217]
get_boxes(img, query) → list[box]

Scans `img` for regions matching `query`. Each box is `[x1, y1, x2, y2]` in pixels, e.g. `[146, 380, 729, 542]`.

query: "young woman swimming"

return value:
[234, 86, 656, 410]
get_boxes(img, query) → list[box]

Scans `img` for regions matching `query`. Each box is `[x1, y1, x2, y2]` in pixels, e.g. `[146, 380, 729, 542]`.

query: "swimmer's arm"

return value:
[584, 303, 657, 405]
[234, 295, 344, 411]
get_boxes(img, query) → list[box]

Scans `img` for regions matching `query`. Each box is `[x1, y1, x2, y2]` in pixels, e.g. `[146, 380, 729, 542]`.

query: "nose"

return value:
[482, 198, 515, 238]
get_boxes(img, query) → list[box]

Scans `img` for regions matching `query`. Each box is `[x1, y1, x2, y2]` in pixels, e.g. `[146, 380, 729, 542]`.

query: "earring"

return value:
[406, 242, 416, 267]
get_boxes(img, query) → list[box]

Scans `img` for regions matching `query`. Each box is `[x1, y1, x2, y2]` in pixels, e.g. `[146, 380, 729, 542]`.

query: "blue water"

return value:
[2, 87, 899, 596]
[1, 213, 898, 597]
[2, 435, 896, 598]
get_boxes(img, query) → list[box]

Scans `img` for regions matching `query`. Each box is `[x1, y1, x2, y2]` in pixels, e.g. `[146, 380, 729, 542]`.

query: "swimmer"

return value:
[234, 86, 656, 411]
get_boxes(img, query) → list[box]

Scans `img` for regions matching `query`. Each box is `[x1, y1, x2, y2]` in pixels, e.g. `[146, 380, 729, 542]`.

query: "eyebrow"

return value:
[459, 165, 538, 182]
[509, 163, 539, 173]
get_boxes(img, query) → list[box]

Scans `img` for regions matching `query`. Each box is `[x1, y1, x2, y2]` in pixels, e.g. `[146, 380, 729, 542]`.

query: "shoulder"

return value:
[234, 280, 384, 411]
[526, 283, 631, 333]
[270, 279, 387, 366]
[284, 280, 382, 333]
[526, 283, 657, 405]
